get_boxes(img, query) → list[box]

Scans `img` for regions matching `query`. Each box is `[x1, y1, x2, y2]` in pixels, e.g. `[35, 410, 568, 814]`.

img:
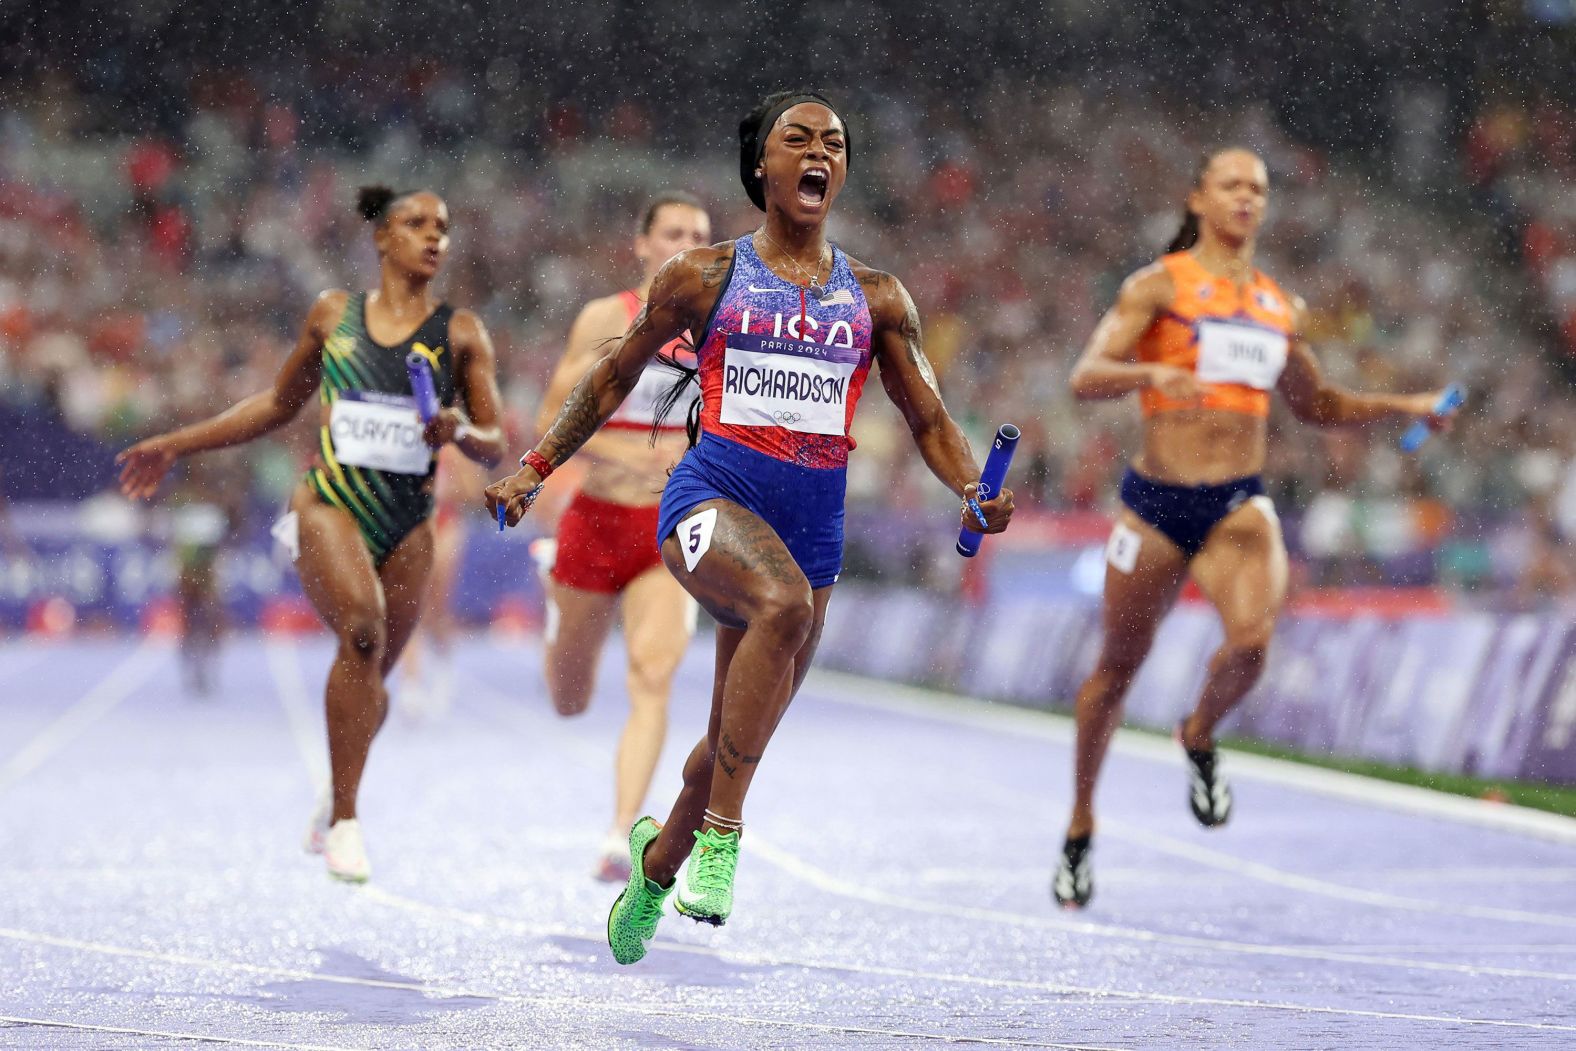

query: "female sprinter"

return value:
[487, 90, 1014, 963]
[533, 192, 712, 882]
[1053, 148, 1453, 908]
[119, 187, 505, 883]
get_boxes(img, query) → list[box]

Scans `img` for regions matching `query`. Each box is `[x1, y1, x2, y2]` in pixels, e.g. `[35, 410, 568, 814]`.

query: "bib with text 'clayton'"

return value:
[329, 391, 432, 475]
[719, 332, 859, 436]
[1194, 319, 1289, 390]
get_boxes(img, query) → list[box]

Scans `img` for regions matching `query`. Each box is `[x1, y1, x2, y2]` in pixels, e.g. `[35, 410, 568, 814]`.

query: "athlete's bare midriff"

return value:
[577, 429, 691, 507]
[1134, 409, 1268, 485]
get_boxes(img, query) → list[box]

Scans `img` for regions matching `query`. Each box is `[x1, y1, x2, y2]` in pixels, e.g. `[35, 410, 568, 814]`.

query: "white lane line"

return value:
[950, 765, 1576, 930]
[1097, 818, 1576, 929]
[807, 668, 1576, 846]
[0, 927, 1119, 1050]
[745, 831, 1576, 985]
[1369, 866, 1576, 884]
[0, 640, 165, 796]
[1297, 943, 1576, 955]
[458, 644, 1576, 984]
[263, 639, 328, 786]
[819, 671, 1576, 929]
[0, 1015, 366, 1051]
[358, 886, 1576, 1034]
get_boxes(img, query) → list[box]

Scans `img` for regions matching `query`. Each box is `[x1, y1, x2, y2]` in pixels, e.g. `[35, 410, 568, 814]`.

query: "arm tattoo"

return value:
[900, 298, 940, 393]
[539, 368, 607, 463]
[858, 270, 893, 294]
[539, 304, 667, 462]
[700, 256, 731, 288]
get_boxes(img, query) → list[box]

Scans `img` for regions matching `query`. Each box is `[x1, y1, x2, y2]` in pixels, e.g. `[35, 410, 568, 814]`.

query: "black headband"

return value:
[739, 93, 848, 211]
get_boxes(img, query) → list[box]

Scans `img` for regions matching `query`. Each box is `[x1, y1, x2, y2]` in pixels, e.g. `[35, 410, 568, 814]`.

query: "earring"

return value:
[754, 168, 763, 177]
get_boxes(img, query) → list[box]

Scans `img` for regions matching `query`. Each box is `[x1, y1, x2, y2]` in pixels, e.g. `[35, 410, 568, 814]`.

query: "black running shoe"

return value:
[1182, 731, 1232, 828]
[1052, 834, 1093, 909]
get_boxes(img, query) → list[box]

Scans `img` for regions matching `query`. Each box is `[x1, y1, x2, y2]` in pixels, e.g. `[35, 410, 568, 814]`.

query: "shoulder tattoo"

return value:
[700, 256, 731, 289]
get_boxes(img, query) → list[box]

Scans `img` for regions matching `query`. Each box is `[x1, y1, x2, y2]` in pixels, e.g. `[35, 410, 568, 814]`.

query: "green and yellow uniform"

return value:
[307, 293, 457, 563]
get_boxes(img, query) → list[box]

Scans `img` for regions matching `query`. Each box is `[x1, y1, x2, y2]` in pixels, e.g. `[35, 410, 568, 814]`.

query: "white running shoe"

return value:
[594, 829, 632, 883]
[324, 819, 371, 883]
[303, 791, 332, 855]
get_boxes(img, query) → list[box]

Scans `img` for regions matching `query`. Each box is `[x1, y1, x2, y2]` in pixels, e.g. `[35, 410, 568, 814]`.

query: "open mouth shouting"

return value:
[798, 167, 829, 208]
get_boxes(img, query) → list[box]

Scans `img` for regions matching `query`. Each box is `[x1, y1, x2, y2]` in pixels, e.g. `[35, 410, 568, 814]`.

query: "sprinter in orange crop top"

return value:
[1050, 148, 1456, 909]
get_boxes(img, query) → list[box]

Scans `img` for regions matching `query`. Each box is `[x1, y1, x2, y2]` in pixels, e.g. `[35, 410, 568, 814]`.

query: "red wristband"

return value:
[519, 449, 554, 480]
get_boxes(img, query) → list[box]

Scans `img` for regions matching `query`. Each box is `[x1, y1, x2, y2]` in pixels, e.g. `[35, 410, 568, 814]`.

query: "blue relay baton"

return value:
[1399, 384, 1464, 453]
[405, 352, 440, 424]
[956, 424, 1021, 558]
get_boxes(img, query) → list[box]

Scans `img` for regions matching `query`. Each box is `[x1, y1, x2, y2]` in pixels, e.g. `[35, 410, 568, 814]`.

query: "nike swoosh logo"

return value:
[747, 285, 797, 294]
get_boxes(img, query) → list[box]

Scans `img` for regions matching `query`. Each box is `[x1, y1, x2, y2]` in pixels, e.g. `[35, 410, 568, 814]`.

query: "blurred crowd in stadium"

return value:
[0, 1, 1571, 603]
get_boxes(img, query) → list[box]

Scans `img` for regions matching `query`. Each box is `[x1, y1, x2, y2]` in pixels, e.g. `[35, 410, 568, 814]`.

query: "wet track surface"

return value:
[2, 635, 1575, 1049]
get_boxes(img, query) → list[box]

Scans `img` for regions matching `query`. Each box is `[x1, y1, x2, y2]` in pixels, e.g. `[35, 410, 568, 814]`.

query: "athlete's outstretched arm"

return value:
[1068, 265, 1200, 403]
[533, 296, 671, 472]
[433, 309, 505, 467]
[117, 290, 338, 500]
[485, 248, 724, 524]
[864, 270, 1012, 533]
[1277, 301, 1448, 427]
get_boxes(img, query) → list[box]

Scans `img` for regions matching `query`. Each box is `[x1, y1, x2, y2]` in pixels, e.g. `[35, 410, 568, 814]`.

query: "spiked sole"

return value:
[673, 900, 727, 927]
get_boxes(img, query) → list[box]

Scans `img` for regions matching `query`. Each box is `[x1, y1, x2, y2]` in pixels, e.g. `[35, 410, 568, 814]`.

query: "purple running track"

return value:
[1, 634, 1574, 1049]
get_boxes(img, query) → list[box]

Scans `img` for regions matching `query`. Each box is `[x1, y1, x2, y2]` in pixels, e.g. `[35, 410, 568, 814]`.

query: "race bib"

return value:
[1106, 521, 1141, 574]
[329, 392, 432, 475]
[719, 332, 859, 436]
[1195, 320, 1288, 390]
[609, 366, 697, 430]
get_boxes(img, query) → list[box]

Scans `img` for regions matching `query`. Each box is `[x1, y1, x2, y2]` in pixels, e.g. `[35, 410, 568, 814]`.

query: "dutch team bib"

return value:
[719, 332, 858, 436]
[1194, 320, 1289, 390]
[329, 391, 432, 474]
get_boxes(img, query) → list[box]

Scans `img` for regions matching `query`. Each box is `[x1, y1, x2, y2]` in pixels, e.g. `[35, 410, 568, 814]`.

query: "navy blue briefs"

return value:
[1119, 468, 1265, 558]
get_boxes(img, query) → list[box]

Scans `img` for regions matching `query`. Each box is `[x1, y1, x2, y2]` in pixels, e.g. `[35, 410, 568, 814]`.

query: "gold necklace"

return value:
[757, 229, 831, 300]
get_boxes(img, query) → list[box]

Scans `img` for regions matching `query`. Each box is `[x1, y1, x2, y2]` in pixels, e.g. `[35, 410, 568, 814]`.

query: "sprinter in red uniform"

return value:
[534, 193, 711, 882]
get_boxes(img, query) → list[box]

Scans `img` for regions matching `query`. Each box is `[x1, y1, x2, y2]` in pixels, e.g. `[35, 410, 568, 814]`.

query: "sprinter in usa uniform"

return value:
[487, 90, 1014, 962]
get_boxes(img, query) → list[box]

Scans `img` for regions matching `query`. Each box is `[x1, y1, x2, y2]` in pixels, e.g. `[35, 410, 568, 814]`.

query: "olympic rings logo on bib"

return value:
[720, 331, 861, 436]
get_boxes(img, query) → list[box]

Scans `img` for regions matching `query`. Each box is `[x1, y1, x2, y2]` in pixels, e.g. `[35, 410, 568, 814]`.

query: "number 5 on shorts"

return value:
[677, 507, 718, 573]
